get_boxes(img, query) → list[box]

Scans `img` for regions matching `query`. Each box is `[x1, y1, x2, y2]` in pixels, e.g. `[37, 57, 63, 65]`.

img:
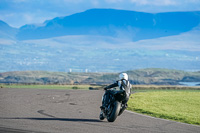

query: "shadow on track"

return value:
[0, 117, 102, 123]
[0, 109, 102, 123]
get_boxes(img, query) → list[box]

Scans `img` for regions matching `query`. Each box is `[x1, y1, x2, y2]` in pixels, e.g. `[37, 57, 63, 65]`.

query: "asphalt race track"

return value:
[0, 88, 200, 133]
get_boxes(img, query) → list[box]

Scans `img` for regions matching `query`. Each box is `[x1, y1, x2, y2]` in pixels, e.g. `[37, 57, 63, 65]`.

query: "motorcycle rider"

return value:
[100, 73, 132, 120]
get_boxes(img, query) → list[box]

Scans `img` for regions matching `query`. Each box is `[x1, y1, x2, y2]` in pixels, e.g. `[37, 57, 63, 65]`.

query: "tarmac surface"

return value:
[0, 88, 200, 133]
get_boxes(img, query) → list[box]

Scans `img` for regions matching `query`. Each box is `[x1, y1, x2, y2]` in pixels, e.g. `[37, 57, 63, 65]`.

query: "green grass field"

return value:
[131, 85, 200, 92]
[127, 91, 200, 125]
[0, 84, 101, 90]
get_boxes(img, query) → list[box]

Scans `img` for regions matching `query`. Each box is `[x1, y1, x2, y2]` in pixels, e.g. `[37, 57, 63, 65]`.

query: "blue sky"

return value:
[0, 0, 200, 28]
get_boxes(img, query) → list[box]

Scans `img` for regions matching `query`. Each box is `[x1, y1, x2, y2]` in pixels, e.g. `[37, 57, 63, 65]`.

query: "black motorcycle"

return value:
[99, 89, 127, 122]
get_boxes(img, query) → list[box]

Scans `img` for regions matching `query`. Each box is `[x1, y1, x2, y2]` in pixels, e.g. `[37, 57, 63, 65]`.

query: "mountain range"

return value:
[16, 9, 200, 41]
[0, 20, 17, 40]
[0, 9, 200, 72]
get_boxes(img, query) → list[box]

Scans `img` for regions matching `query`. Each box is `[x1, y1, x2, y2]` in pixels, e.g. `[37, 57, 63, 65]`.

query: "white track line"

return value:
[125, 110, 200, 128]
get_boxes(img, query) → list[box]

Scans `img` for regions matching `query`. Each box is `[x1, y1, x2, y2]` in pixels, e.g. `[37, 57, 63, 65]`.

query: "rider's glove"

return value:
[104, 87, 108, 90]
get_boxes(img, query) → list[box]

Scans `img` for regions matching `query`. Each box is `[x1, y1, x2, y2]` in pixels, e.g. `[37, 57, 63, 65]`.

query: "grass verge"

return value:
[0, 84, 101, 90]
[132, 85, 200, 92]
[127, 91, 200, 125]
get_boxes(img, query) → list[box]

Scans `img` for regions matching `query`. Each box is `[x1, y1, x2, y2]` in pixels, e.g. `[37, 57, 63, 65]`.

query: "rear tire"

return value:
[107, 101, 120, 122]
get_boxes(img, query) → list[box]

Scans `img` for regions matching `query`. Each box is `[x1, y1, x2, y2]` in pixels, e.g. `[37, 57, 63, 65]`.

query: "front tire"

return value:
[107, 101, 120, 122]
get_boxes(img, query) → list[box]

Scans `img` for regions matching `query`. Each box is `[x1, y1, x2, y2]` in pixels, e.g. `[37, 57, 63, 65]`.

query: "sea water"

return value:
[179, 82, 200, 86]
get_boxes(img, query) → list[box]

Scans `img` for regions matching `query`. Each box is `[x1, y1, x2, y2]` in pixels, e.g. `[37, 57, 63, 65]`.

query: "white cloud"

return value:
[130, 0, 177, 6]
[91, 0, 100, 6]
[23, 13, 34, 23]
[63, 0, 84, 4]
[105, 0, 123, 3]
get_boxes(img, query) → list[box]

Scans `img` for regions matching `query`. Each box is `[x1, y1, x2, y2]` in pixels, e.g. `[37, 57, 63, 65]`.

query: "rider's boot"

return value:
[99, 110, 105, 120]
[100, 105, 105, 110]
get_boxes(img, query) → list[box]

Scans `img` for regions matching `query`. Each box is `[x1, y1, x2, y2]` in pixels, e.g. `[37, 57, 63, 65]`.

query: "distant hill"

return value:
[16, 9, 200, 41]
[0, 20, 18, 40]
[1, 68, 200, 85]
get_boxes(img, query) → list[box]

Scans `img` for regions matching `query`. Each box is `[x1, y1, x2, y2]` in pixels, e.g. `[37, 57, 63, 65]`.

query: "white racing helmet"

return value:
[119, 73, 128, 80]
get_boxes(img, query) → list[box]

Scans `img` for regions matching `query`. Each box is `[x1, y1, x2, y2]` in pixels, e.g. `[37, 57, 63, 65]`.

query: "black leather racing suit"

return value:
[102, 79, 131, 108]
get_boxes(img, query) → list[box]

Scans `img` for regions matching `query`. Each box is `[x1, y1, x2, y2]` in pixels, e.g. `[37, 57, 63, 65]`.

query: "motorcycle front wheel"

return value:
[107, 101, 121, 122]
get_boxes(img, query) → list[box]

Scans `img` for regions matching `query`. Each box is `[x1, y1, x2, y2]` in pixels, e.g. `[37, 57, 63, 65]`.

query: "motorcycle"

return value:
[99, 89, 127, 122]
